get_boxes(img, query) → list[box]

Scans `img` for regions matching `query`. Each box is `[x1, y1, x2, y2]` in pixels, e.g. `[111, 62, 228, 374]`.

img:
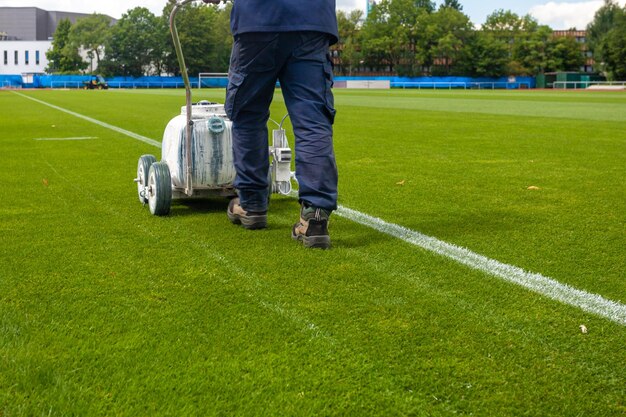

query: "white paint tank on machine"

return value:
[161, 101, 236, 189]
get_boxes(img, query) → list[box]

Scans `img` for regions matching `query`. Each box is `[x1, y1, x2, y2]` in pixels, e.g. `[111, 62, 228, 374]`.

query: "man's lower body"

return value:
[224, 31, 338, 248]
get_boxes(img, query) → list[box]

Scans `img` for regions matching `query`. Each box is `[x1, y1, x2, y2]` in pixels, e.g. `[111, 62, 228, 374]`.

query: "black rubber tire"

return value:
[148, 162, 172, 216]
[137, 154, 157, 204]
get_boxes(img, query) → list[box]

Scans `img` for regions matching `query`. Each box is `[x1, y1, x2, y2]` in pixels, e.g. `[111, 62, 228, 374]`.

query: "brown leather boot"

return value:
[227, 198, 267, 230]
[291, 203, 331, 249]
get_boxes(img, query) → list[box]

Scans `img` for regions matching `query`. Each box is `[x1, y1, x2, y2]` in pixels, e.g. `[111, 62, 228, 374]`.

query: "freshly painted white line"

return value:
[17, 91, 626, 326]
[13, 92, 162, 148]
[335, 206, 626, 326]
[35, 136, 98, 141]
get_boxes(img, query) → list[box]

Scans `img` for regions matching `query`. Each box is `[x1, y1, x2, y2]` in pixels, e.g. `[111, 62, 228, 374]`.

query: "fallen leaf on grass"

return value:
[42, 179, 49, 187]
[527, 186, 540, 190]
[396, 180, 405, 186]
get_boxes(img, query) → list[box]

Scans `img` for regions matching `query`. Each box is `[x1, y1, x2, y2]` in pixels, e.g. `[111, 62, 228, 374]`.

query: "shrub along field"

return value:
[1, 88, 625, 416]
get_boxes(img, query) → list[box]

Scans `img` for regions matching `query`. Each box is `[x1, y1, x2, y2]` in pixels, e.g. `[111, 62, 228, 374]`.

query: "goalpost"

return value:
[198, 72, 228, 88]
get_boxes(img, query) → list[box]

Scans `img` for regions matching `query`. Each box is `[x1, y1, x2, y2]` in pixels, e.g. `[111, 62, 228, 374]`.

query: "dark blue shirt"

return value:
[231, 0, 339, 45]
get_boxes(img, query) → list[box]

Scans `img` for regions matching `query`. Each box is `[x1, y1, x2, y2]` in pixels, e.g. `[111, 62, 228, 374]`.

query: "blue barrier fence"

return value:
[105, 76, 187, 89]
[335, 76, 535, 89]
[1, 74, 536, 90]
[0, 75, 23, 88]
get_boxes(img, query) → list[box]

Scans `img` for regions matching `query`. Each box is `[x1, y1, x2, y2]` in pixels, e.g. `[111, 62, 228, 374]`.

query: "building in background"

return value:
[1, 39, 52, 75]
[0, 7, 115, 75]
[0, 7, 94, 41]
[1, 41, 51, 75]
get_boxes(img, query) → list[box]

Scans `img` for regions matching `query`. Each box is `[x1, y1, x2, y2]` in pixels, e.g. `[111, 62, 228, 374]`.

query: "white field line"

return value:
[13, 92, 161, 148]
[335, 207, 626, 326]
[16, 91, 626, 327]
[35, 136, 98, 141]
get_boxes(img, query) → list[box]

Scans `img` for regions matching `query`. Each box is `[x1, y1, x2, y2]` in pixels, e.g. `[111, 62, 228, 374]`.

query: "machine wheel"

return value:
[147, 162, 172, 216]
[137, 154, 157, 204]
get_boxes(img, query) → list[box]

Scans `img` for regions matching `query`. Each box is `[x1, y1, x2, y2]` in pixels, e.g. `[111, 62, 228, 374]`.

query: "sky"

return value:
[1, 0, 625, 29]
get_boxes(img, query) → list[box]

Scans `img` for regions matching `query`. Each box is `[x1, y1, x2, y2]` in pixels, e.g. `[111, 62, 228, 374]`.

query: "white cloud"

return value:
[336, 0, 363, 12]
[529, 0, 625, 30]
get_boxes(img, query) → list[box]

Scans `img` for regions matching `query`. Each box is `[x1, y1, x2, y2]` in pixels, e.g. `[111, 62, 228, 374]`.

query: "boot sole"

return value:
[292, 231, 331, 249]
[227, 211, 267, 230]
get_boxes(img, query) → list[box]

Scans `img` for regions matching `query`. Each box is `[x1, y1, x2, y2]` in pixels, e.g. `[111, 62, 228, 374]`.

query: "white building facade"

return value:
[0, 40, 52, 74]
[0, 7, 114, 76]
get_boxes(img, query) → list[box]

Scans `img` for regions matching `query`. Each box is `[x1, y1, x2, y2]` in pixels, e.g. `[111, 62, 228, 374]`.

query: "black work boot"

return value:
[227, 198, 267, 230]
[291, 203, 331, 249]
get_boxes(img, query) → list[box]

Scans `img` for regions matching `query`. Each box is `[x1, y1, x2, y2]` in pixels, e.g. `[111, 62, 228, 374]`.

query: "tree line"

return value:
[46, 0, 626, 80]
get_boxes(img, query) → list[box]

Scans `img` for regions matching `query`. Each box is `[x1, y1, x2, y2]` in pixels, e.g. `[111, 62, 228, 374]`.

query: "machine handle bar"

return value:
[169, 0, 230, 195]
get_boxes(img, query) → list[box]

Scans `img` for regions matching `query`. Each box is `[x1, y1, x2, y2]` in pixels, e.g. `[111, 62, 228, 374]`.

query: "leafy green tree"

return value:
[513, 24, 552, 74]
[159, 1, 230, 76]
[483, 9, 525, 34]
[482, 10, 539, 48]
[505, 16, 584, 76]
[69, 14, 112, 73]
[361, 0, 476, 76]
[209, 2, 234, 73]
[482, 10, 540, 74]
[422, 7, 474, 75]
[432, 33, 463, 74]
[335, 9, 364, 75]
[360, 0, 408, 74]
[440, 0, 463, 11]
[100, 7, 161, 77]
[148, 14, 170, 76]
[361, 0, 443, 75]
[548, 35, 585, 72]
[414, 0, 436, 12]
[468, 31, 509, 77]
[599, 7, 626, 79]
[587, 0, 622, 57]
[45, 19, 68, 72]
[46, 19, 88, 73]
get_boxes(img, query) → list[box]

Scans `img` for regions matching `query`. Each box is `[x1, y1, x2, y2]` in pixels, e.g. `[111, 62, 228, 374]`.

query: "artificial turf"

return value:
[0, 88, 625, 416]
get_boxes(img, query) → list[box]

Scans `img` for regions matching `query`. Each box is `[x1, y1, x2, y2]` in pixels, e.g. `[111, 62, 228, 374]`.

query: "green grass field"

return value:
[1, 88, 625, 416]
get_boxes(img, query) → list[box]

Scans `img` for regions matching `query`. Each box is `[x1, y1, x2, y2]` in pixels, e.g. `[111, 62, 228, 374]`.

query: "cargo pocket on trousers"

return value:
[323, 57, 336, 124]
[225, 70, 245, 121]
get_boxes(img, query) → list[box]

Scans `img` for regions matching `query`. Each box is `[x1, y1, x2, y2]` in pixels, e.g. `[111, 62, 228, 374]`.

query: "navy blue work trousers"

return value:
[225, 32, 338, 212]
